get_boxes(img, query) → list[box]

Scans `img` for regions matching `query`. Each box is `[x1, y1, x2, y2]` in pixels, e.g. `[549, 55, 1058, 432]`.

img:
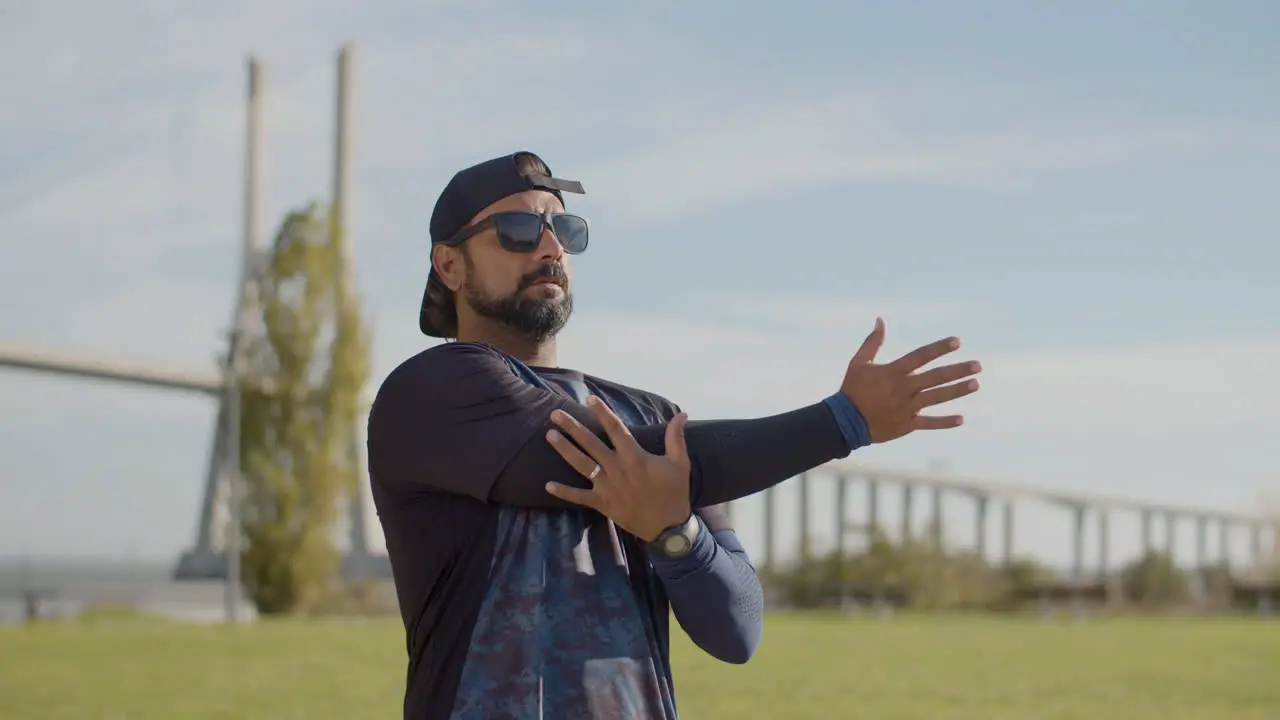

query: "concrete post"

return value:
[332, 44, 372, 568]
[1099, 508, 1121, 607]
[1097, 508, 1109, 580]
[1002, 500, 1015, 567]
[798, 472, 811, 562]
[835, 475, 848, 559]
[900, 484, 914, 544]
[973, 494, 988, 560]
[762, 486, 775, 572]
[1071, 505, 1086, 580]
[1250, 523, 1262, 564]
[866, 478, 880, 541]
[930, 486, 944, 547]
[1195, 515, 1208, 570]
[1217, 517, 1230, 566]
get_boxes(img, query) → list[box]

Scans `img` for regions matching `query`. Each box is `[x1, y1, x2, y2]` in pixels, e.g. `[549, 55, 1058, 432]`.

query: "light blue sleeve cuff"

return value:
[823, 393, 872, 454]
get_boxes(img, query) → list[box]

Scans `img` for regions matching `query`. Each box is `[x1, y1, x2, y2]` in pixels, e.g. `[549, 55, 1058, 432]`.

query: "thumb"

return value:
[850, 317, 886, 365]
[665, 412, 689, 463]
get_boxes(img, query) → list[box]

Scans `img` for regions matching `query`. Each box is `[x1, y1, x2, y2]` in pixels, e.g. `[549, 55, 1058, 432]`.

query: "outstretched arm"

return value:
[368, 342, 855, 505]
[370, 328, 978, 507]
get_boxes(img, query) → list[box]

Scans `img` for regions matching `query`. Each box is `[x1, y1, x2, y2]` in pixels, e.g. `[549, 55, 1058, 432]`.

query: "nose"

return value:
[534, 221, 565, 262]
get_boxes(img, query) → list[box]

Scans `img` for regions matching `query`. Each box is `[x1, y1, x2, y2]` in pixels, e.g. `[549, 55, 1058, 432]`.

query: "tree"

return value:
[1120, 550, 1188, 608]
[763, 528, 1011, 611]
[235, 202, 371, 615]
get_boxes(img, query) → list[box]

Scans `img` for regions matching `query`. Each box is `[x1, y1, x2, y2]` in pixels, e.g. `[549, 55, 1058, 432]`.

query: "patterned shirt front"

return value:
[368, 343, 736, 719]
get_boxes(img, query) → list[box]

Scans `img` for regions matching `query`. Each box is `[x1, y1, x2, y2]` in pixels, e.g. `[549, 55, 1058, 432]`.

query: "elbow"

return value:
[698, 622, 762, 665]
[717, 637, 759, 665]
[710, 630, 761, 665]
[715, 581, 765, 664]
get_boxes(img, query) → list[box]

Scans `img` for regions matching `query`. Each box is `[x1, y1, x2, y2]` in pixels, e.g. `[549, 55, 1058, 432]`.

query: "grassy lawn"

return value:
[1, 613, 1277, 719]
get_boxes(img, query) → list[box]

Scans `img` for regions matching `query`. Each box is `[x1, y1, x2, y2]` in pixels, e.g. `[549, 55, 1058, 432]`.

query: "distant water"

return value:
[0, 556, 250, 624]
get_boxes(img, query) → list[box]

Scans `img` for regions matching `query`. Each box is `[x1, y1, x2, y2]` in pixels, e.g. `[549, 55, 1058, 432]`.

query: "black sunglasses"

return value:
[441, 210, 589, 255]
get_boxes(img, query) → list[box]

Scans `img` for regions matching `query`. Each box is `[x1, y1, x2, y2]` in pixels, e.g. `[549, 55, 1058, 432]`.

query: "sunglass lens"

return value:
[551, 214, 589, 254]
[494, 212, 545, 252]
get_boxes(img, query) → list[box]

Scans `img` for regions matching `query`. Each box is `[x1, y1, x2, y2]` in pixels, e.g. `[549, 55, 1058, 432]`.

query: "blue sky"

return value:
[0, 1, 1277, 571]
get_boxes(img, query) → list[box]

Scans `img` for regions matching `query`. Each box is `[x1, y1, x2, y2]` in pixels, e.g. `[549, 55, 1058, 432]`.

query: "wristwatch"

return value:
[649, 514, 700, 558]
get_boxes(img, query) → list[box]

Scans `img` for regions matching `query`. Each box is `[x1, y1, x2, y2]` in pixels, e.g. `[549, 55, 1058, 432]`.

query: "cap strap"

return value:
[526, 173, 586, 195]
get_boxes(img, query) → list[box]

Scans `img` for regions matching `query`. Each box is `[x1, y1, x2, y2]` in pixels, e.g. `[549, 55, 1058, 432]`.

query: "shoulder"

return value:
[375, 343, 511, 402]
[370, 342, 518, 431]
[384, 342, 511, 386]
[581, 373, 681, 422]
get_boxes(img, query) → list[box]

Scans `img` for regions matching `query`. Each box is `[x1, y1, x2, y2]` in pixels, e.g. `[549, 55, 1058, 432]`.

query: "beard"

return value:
[461, 260, 574, 344]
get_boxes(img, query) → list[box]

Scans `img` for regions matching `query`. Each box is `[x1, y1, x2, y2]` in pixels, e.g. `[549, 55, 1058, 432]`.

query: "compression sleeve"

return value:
[494, 397, 855, 508]
[368, 341, 858, 507]
[649, 510, 763, 664]
[680, 400, 852, 507]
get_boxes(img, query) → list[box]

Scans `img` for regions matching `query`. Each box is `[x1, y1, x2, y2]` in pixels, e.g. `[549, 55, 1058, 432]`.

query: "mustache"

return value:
[518, 263, 568, 291]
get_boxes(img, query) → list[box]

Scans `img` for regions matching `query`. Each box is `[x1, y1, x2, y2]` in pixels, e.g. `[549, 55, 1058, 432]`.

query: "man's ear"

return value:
[432, 245, 464, 292]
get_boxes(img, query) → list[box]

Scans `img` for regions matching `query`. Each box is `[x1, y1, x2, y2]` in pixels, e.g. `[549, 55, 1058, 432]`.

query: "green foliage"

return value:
[765, 526, 1060, 611]
[307, 580, 400, 618]
[1250, 524, 1280, 583]
[1119, 550, 1189, 608]
[236, 202, 371, 616]
[765, 537, 1277, 615]
[1001, 557, 1059, 590]
[1197, 560, 1235, 609]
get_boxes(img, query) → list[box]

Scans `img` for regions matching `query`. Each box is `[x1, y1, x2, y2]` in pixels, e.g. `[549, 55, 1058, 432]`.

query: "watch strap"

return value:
[650, 513, 699, 557]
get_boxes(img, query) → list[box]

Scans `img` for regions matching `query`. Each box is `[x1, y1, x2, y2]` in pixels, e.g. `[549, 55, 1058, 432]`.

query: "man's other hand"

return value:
[543, 397, 693, 542]
[841, 317, 983, 443]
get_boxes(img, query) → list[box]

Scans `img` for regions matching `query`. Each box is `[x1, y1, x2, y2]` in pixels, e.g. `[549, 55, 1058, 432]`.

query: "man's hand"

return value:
[543, 396, 693, 542]
[841, 317, 983, 443]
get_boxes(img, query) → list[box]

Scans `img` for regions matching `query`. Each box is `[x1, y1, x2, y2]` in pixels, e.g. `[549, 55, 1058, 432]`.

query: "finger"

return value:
[550, 409, 617, 470]
[909, 361, 982, 393]
[913, 379, 980, 410]
[544, 481, 602, 509]
[850, 317, 885, 365]
[889, 336, 961, 373]
[546, 429, 607, 480]
[664, 412, 689, 462]
[586, 396, 642, 460]
[910, 414, 964, 431]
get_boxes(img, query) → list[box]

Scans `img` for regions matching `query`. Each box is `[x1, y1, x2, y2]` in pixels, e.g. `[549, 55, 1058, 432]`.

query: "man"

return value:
[367, 151, 982, 720]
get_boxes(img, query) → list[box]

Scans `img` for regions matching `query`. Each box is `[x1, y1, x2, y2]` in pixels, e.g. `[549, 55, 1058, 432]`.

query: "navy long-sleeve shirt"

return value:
[369, 342, 868, 719]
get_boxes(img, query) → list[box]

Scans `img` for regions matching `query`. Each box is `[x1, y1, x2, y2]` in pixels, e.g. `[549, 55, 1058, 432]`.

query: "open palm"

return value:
[840, 317, 983, 443]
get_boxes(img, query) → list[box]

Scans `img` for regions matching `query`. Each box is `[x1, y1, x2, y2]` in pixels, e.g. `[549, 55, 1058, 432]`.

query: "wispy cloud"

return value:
[712, 295, 968, 335]
[583, 95, 1280, 220]
[554, 305, 1280, 426]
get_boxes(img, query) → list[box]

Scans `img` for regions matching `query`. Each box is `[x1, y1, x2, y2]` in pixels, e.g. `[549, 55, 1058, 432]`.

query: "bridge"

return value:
[4, 337, 1274, 582]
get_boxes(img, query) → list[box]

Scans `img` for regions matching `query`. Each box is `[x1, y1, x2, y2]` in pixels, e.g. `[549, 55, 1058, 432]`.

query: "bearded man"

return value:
[367, 151, 982, 720]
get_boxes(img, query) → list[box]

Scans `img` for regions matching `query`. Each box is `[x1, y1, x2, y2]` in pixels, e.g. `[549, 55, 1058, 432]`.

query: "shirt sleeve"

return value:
[367, 342, 603, 503]
[649, 505, 764, 664]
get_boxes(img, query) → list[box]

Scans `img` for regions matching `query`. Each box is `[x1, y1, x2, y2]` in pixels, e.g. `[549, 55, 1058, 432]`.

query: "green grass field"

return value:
[1, 613, 1277, 719]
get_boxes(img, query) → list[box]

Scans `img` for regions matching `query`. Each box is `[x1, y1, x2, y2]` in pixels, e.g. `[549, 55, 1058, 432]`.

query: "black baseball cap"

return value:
[419, 151, 585, 337]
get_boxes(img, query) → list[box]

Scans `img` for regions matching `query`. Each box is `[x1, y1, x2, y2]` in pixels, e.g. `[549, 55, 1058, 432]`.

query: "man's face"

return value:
[437, 189, 575, 343]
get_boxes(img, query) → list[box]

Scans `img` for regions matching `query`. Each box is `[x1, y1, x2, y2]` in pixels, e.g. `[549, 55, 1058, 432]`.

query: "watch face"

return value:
[662, 533, 692, 556]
